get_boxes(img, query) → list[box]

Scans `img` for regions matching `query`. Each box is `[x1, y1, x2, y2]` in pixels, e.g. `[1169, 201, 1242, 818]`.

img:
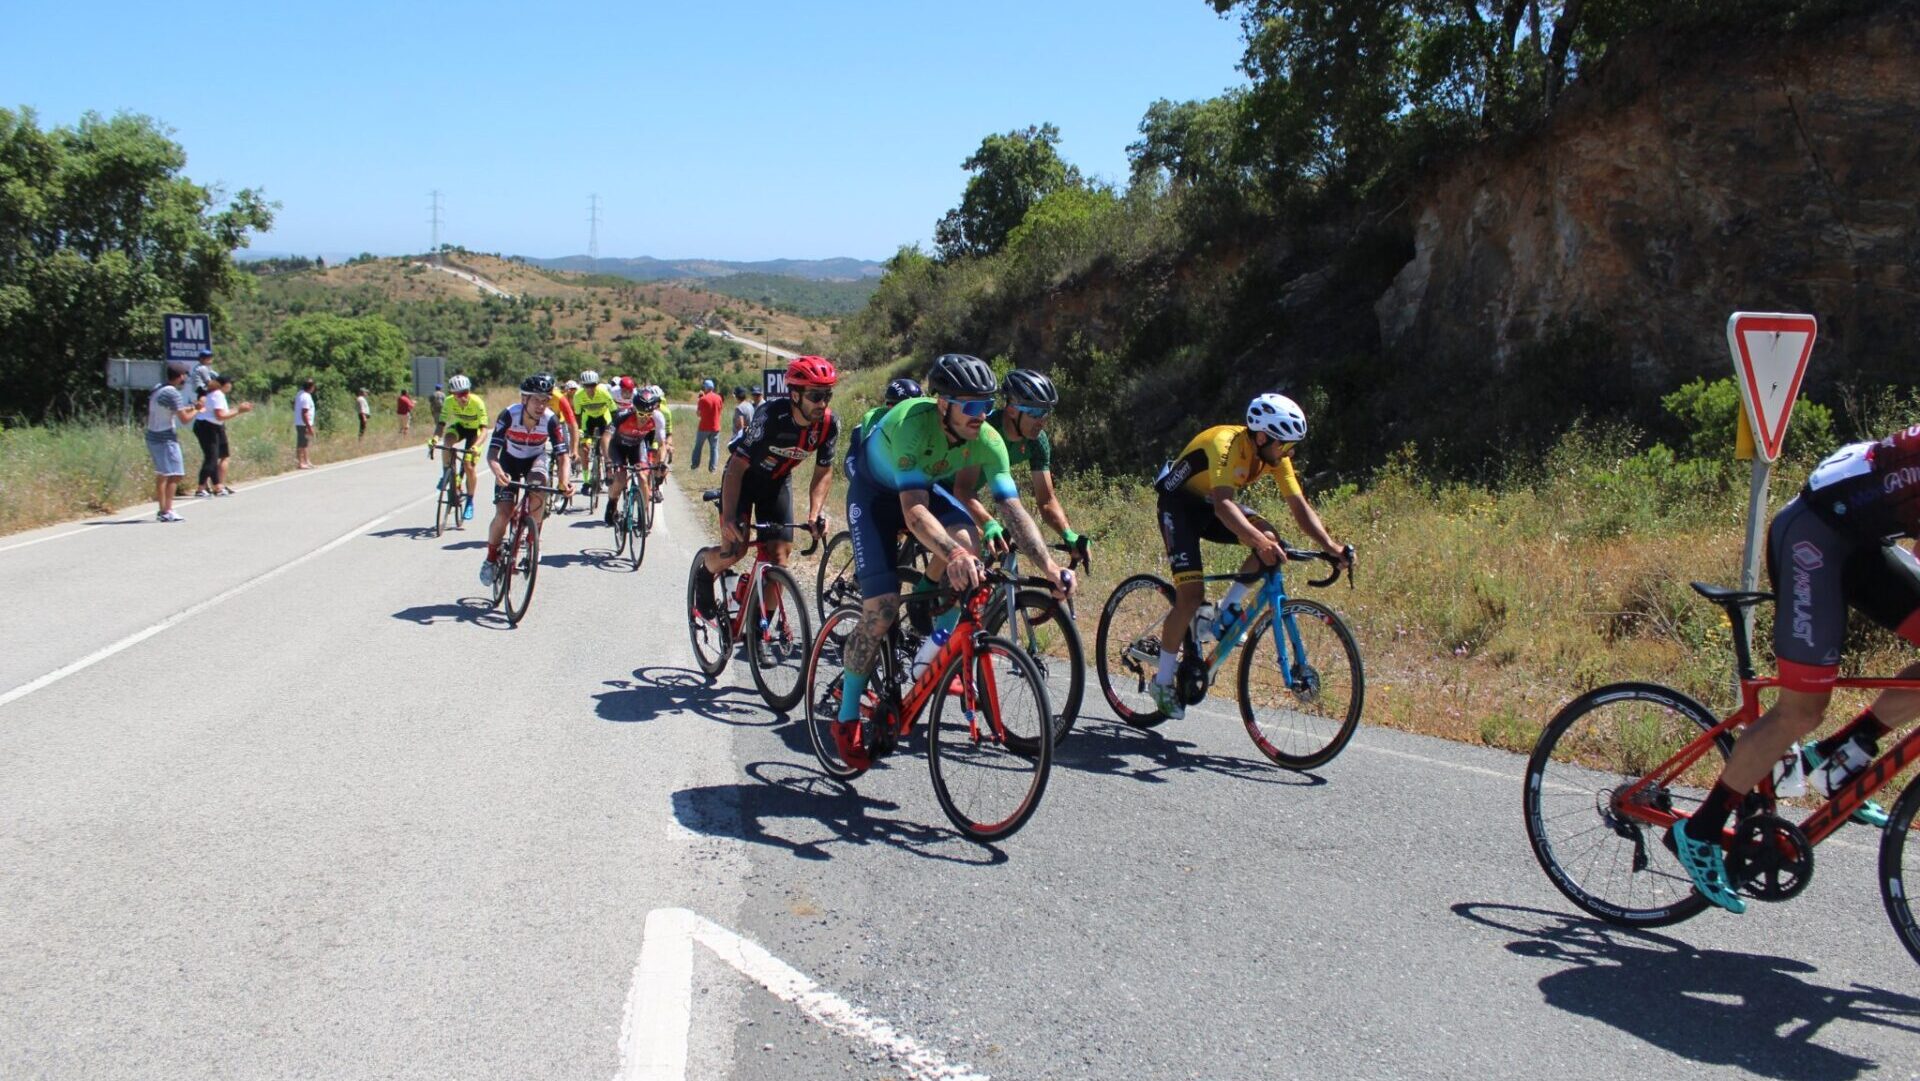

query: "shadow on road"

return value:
[1452, 902, 1920, 1080]
[1053, 719, 1328, 788]
[440, 540, 487, 551]
[367, 526, 438, 540]
[595, 665, 770, 726]
[673, 760, 1006, 865]
[391, 597, 503, 628]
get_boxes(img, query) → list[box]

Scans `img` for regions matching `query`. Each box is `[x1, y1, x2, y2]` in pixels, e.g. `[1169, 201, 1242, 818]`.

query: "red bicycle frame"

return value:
[862, 587, 1009, 748]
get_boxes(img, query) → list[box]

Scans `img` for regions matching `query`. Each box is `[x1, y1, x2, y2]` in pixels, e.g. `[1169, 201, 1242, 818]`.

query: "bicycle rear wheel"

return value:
[804, 605, 872, 780]
[502, 516, 540, 626]
[1524, 682, 1729, 927]
[686, 549, 732, 677]
[815, 530, 858, 623]
[435, 484, 455, 537]
[1095, 573, 1177, 728]
[982, 589, 1083, 748]
[1880, 775, 1920, 967]
[611, 492, 631, 559]
[628, 489, 648, 570]
[747, 566, 811, 712]
[1238, 599, 1363, 770]
[928, 635, 1052, 842]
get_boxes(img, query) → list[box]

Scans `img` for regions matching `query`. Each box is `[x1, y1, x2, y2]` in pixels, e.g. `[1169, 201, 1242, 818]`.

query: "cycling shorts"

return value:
[1766, 495, 1920, 691]
[581, 416, 610, 439]
[610, 439, 656, 469]
[1157, 490, 1248, 585]
[845, 429, 972, 599]
[493, 451, 550, 505]
[725, 474, 795, 545]
[445, 424, 483, 448]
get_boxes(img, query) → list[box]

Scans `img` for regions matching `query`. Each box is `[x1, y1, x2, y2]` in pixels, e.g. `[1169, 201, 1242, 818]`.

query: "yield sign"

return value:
[1726, 312, 1817, 462]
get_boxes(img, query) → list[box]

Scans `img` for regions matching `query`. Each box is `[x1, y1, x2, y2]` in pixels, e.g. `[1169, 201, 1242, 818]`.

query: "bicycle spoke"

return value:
[928, 637, 1051, 842]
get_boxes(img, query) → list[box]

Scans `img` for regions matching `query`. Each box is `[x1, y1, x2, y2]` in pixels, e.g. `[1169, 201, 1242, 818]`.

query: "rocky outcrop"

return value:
[1376, 5, 1920, 402]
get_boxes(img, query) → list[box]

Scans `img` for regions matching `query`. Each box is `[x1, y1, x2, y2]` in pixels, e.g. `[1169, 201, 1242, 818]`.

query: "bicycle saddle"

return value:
[1690, 582, 1774, 608]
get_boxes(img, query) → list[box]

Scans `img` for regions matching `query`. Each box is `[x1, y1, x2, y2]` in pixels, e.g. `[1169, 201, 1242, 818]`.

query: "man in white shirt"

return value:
[294, 379, 317, 469]
[356, 388, 370, 439]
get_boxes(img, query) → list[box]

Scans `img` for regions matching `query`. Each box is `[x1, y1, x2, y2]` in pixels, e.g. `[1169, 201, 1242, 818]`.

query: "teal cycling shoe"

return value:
[1149, 680, 1185, 721]
[1665, 817, 1747, 914]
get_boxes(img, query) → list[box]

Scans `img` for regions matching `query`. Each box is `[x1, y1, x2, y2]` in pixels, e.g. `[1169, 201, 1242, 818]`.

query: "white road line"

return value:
[616, 907, 987, 1081]
[0, 493, 429, 710]
[0, 445, 419, 556]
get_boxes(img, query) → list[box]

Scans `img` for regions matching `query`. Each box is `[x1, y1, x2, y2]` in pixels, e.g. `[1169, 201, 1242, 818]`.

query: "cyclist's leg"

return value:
[702, 476, 763, 576]
[915, 484, 979, 633]
[488, 456, 528, 554]
[526, 455, 551, 529]
[1154, 493, 1217, 664]
[462, 430, 482, 499]
[1839, 541, 1920, 735]
[838, 473, 907, 723]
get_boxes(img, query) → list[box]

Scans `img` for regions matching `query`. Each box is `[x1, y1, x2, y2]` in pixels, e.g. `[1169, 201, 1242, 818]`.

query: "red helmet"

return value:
[619, 376, 636, 391]
[786, 355, 838, 388]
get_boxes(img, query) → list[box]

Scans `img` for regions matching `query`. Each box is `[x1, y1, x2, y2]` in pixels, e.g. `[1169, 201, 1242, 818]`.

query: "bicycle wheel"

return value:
[435, 482, 454, 537]
[640, 475, 656, 534]
[1880, 775, 1920, 967]
[611, 491, 631, 559]
[1096, 573, 1178, 728]
[981, 589, 1083, 748]
[747, 566, 812, 712]
[1524, 682, 1730, 927]
[488, 537, 511, 610]
[928, 635, 1053, 842]
[686, 549, 732, 677]
[628, 489, 648, 570]
[1237, 599, 1363, 770]
[503, 515, 540, 626]
[804, 605, 872, 780]
[588, 453, 602, 516]
[815, 530, 859, 623]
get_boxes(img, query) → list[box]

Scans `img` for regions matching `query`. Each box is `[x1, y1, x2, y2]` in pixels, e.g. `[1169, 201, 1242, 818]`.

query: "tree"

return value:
[0, 108, 274, 419]
[271, 313, 408, 401]
[934, 124, 1082, 261]
[618, 338, 671, 388]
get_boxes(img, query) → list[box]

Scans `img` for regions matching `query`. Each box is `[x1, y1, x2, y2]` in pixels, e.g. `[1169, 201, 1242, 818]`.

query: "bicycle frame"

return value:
[872, 589, 1006, 745]
[1186, 567, 1308, 691]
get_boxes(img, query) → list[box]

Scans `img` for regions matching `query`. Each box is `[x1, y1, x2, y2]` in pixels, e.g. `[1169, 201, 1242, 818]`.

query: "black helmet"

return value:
[926, 353, 996, 398]
[1001, 368, 1057, 406]
[521, 372, 556, 395]
[884, 377, 923, 405]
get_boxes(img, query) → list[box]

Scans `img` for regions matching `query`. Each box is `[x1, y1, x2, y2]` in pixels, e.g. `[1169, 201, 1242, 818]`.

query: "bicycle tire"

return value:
[641, 468, 658, 534]
[611, 493, 630, 559]
[503, 515, 540, 626]
[804, 605, 872, 780]
[686, 548, 732, 677]
[1237, 598, 1363, 770]
[982, 589, 1083, 748]
[628, 489, 648, 570]
[1880, 774, 1920, 967]
[489, 517, 516, 611]
[815, 530, 859, 624]
[1523, 682, 1730, 927]
[747, 565, 811, 713]
[928, 634, 1052, 842]
[435, 486, 452, 538]
[1096, 573, 1178, 728]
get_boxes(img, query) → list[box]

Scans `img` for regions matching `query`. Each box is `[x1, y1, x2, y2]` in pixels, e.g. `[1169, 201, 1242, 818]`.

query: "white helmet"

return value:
[581, 370, 601, 385]
[447, 375, 472, 393]
[1246, 393, 1307, 442]
[647, 384, 664, 400]
[564, 379, 581, 392]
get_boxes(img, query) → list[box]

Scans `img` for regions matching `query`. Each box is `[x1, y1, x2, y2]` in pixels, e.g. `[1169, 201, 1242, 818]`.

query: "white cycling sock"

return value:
[1222, 582, 1251, 610]
[1156, 648, 1179, 686]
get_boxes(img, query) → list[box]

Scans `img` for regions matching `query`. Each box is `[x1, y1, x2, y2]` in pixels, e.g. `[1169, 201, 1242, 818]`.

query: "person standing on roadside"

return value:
[147, 363, 199, 522]
[294, 379, 317, 469]
[430, 383, 447, 440]
[356, 388, 371, 438]
[693, 378, 723, 473]
[397, 389, 414, 434]
[193, 373, 254, 496]
[733, 386, 754, 439]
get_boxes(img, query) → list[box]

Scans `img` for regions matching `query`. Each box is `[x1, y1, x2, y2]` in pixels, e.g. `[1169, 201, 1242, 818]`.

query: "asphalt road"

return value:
[3, 449, 1916, 1080]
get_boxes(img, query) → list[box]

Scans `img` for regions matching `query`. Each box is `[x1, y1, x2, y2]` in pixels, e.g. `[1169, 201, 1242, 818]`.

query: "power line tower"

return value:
[428, 190, 444, 261]
[587, 193, 601, 262]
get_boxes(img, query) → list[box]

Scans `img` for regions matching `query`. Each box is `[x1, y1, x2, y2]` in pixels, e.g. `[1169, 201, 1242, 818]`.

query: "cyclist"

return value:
[439, 374, 490, 522]
[693, 357, 840, 616]
[605, 384, 670, 524]
[948, 369, 1089, 566]
[652, 384, 676, 466]
[613, 375, 636, 411]
[1145, 393, 1352, 721]
[830, 353, 1075, 760]
[480, 373, 572, 586]
[1669, 427, 1916, 914]
[547, 379, 579, 498]
[575, 370, 617, 492]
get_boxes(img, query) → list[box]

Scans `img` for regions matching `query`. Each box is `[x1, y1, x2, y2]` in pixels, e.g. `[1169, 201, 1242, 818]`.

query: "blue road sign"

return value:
[164, 313, 212, 363]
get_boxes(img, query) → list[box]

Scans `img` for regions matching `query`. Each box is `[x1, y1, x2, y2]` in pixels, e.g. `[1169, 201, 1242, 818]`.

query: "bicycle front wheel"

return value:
[748, 566, 811, 713]
[503, 517, 540, 626]
[928, 635, 1052, 842]
[1524, 682, 1729, 927]
[982, 589, 1083, 748]
[611, 494, 631, 559]
[686, 549, 732, 677]
[1880, 775, 1920, 967]
[628, 490, 648, 570]
[815, 530, 859, 623]
[804, 605, 872, 780]
[1095, 573, 1177, 728]
[1237, 599, 1363, 770]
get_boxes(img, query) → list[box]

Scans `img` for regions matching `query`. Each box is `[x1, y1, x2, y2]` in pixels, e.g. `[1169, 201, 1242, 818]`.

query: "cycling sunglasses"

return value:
[1011, 403, 1052, 419]
[950, 397, 993, 417]
[799, 388, 833, 403]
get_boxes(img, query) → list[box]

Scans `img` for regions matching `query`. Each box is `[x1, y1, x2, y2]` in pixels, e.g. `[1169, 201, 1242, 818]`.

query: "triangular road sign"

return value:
[1726, 312, 1817, 463]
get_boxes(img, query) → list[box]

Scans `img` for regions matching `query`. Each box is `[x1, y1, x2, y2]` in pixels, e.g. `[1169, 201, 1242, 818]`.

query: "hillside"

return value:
[527, 254, 882, 281]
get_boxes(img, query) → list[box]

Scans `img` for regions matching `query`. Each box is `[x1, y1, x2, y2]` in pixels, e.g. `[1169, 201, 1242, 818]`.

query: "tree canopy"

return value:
[934, 124, 1083, 261]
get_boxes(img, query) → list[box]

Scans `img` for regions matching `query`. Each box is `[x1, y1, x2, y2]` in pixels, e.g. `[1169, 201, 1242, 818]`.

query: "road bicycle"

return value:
[1096, 544, 1362, 770]
[981, 541, 1088, 747]
[486, 480, 562, 627]
[804, 567, 1056, 842]
[584, 437, 607, 516]
[815, 529, 930, 623]
[608, 463, 650, 571]
[686, 491, 820, 712]
[1523, 582, 1920, 965]
[431, 441, 479, 537]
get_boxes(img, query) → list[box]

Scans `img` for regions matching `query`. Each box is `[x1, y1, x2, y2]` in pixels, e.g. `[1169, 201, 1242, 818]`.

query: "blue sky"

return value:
[2, 0, 1249, 261]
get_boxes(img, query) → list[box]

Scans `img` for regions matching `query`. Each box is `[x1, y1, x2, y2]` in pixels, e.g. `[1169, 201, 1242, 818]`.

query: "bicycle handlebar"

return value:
[1227, 543, 1354, 589]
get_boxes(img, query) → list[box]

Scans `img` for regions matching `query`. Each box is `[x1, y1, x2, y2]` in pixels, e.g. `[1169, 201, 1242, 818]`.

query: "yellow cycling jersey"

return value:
[442, 392, 490, 429]
[1155, 424, 1302, 502]
[576, 385, 616, 419]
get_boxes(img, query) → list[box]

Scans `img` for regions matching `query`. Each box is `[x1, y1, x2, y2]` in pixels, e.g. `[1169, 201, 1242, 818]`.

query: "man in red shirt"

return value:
[692, 378, 724, 473]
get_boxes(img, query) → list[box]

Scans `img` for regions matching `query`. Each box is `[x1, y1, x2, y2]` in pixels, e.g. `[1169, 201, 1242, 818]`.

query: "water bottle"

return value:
[1194, 603, 1219, 645]
[1770, 741, 1807, 798]
[1809, 737, 1872, 797]
[911, 627, 952, 681]
[1212, 602, 1245, 642]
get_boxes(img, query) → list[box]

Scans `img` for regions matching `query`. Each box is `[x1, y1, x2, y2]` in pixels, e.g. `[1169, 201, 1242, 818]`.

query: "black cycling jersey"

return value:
[730, 397, 838, 483]
[1804, 425, 1920, 541]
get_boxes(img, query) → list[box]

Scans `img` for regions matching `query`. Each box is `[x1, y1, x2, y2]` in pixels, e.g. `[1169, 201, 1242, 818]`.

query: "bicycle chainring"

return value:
[1725, 813, 1814, 902]
[1176, 655, 1210, 706]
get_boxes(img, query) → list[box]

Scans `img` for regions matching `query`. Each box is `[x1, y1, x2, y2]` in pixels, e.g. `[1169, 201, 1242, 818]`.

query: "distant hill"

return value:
[685, 273, 878, 319]
[525, 255, 884, 282]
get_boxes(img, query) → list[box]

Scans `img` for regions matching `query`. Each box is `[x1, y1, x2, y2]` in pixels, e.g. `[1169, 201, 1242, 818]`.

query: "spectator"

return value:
[147, 363, 199, 522]
[355, 388, 371, 438]
[294, 378, 317, 469]
[430, 383, 447, 438]
[732, 385, 753, 438]
[189, 348, 216, 404]
[193, 372, 254, 496]
[396, 389, 414, 434]
[693, 378, 724, 472]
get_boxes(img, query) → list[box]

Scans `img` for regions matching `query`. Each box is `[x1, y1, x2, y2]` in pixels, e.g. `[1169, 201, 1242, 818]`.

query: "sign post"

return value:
[105, 357, 165, 427]
[1726, 311, 1817, 659]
